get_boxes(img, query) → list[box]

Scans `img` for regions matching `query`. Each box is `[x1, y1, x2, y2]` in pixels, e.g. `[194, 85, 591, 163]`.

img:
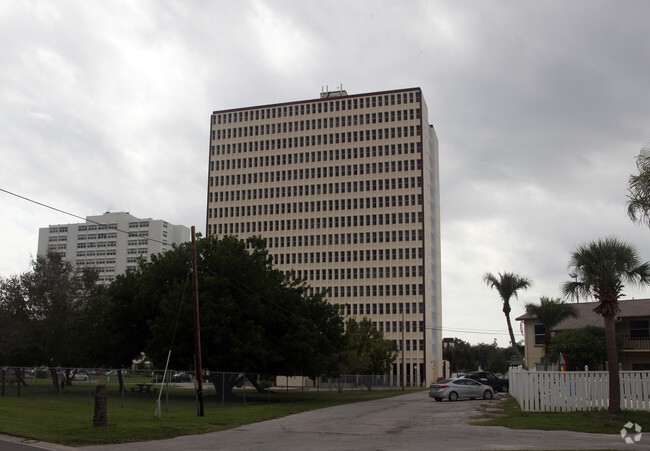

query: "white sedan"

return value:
[428, 377, 494, 402]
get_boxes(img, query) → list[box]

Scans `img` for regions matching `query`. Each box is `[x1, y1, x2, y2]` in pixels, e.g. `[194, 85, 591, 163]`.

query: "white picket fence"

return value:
[509, 367, 650, 411]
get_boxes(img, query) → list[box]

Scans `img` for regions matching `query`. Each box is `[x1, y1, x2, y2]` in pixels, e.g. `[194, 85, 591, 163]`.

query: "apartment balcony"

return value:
[619, 335, 650, 351]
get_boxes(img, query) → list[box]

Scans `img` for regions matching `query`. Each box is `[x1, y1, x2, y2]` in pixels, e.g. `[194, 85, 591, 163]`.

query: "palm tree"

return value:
[562, 236, 650, 413]
[627, 143, 650, 227]
[524, 297, 578, 370]
[483, 271, 532, 370]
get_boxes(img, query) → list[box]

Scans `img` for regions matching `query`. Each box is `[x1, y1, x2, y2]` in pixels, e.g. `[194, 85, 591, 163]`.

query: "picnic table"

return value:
[130, 383, 157, 394]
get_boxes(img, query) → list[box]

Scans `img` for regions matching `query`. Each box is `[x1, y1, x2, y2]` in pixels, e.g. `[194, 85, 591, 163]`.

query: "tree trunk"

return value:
[246, 374, 267, 393]
[504, 308, 527, 370]
[93, 384, 108, 427]
[49, 368, 59, 391]
[603, 314, 620, 413]
[117, 370, 124, 393]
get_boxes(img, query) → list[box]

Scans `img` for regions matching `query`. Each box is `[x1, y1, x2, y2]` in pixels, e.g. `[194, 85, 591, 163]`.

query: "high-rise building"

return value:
[37, 212, 191, 285]
[206, 87, 441, 385]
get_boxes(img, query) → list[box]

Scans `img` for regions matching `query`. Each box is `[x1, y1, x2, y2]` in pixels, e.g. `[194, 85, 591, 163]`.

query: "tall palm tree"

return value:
[562, 236, 650, 414]
[627, 144, 650, 227]
[484, 271, 532, 370]
[524, 297, 578, 370]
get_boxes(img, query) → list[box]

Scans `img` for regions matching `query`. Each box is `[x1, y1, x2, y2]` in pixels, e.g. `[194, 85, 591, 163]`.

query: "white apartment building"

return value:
[206, 87, 442, 385]
[37, 212, 191, 285]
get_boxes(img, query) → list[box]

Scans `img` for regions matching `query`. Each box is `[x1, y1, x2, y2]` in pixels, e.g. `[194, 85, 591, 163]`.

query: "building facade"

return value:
[37, 212, 191, 285]
[517, 298, 650, 371]
[206, 87, 442, 385]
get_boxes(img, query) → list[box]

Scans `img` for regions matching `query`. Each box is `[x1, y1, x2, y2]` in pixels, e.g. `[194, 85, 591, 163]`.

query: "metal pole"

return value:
[191, 226, 204, 416]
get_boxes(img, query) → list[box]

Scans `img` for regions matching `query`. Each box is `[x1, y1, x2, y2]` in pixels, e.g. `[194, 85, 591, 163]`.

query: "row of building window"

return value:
[346, 301, 424, 316]
[212, 143, 420, 162]
[210, 198, 421, 218]
[212, 207, 422, 227]
[211, 160, 421, 181]
[304, 283, 424, 298]
[261, 231, 422, 249]
[292, 265, 423, 280]
[393, 339, 424, 352]
[76, 250, 116, 257]
[210, 180, 423, 203]
[211, 127, 422, 153]
[213, 91, 421, 125]
[213, 215, 423, 235]
[78, 223, 118, 231]
[77, 242, 117, 248]
[272, 247, 424, 265]
[213, 110, 421, 139]
[128, 221, 150, 228]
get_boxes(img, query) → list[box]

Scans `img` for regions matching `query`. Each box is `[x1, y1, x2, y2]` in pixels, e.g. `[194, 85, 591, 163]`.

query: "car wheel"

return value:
[483, 390, 493, 400]
[448, 391, 458, 401]
[434, 397, 442, 402]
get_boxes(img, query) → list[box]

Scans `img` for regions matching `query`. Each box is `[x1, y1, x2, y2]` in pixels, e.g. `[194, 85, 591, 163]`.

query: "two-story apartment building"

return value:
[516, 298, 650, 371]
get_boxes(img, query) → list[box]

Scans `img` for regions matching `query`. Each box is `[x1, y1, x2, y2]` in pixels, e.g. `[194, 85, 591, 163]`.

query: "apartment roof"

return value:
[515, 298, 650, 331]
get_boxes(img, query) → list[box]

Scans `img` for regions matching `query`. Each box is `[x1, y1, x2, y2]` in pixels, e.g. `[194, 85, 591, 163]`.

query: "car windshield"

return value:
[436, 379, 453, 384]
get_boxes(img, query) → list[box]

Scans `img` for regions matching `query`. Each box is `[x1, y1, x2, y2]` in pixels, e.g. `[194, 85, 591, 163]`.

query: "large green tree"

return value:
[549, 326, 611, 371]
[627, 144, 650, 227]
[524, 297, 578, 370]
[562, 237, 650, 413]
[0, 253, 103, 388]
[483, 271, 532, 369]
[104, 234, 345, 397]
[339, 318, 397, 375]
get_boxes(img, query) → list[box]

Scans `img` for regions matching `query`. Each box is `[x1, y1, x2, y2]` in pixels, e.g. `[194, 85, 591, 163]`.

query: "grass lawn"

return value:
[477, 395, 650, 435]
[0, 379, 415, 446]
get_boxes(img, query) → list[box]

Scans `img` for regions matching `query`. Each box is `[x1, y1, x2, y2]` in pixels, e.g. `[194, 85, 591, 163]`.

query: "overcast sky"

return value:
[2, 0, 650, 347]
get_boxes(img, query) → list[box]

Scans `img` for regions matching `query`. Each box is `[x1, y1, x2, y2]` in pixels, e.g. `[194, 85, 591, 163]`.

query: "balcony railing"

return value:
[619, 335, 650, 350]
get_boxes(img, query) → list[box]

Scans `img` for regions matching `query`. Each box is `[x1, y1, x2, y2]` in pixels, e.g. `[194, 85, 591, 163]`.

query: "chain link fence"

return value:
[0, 367, 415, 412]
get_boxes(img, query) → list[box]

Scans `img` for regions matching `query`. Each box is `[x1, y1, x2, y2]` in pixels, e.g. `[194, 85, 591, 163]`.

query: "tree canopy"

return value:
[103, 235, 346, 387]
[548, 326, 611, 370]
[627, 143, 650, 227]
[0, 252, 102, 367]
[524, 296, 578, 370]
[339, 318, 397, 375]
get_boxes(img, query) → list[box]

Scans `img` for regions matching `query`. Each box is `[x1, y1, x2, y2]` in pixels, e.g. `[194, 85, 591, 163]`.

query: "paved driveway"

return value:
[76, 391, 645, 451]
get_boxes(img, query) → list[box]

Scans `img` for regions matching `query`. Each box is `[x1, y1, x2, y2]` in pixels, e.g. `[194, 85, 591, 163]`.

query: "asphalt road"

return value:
[4, 392, 647, 450]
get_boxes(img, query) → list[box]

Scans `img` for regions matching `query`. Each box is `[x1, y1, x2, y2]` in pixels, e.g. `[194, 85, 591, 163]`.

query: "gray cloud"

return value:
[2, 0, 649, 345]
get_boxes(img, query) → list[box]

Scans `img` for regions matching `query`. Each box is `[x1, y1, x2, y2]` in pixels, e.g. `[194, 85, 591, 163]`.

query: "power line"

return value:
[0, 187, 167, 246]
[2, 187, 522, 340]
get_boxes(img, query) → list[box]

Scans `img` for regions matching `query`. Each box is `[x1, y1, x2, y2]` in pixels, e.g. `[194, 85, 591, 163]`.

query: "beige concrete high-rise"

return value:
[37, 212, 191, 285]
[206, 87, 442, 385]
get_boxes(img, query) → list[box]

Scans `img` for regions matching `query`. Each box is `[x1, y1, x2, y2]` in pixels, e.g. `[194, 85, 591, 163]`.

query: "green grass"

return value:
[0, 379, 415, 446]
[478, 396, 650, 435]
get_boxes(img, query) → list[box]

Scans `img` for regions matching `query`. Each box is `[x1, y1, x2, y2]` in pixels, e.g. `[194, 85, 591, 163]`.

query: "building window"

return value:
[630, 320, 650, 339]
[534, 324, 545, 346]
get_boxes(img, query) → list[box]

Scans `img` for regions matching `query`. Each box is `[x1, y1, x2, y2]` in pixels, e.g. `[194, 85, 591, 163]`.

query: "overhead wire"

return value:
[2, 187, 523, 340]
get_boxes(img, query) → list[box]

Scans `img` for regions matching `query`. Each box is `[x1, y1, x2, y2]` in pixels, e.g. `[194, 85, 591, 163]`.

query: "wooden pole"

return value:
[191, 226, 204, 416]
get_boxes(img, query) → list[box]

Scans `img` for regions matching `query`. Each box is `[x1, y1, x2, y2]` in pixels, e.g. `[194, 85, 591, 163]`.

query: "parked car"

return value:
[462, 372, 509, 393]
[429, 378, 494, 402]
[72, 372, 89, 381]
[171, 372, 192, 382]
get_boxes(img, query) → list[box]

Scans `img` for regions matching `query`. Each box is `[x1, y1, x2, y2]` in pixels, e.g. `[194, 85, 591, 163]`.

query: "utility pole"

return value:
[191, 226, 204, 416]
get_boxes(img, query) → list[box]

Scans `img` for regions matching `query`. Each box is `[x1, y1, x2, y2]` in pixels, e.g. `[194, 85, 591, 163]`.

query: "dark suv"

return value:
[463, 372, 509, 393]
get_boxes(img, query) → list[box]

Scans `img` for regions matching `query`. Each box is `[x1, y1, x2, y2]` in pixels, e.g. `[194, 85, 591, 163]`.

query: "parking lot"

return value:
[79, 391, 645, 451]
